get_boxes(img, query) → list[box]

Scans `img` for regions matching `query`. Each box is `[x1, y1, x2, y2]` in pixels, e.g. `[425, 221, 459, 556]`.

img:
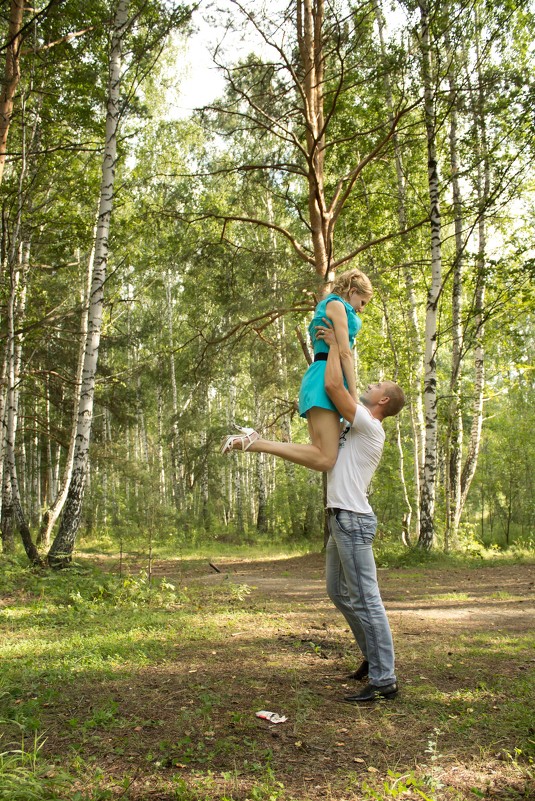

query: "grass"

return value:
[0, 548, 534, 800]
[77, 527, 535, 568]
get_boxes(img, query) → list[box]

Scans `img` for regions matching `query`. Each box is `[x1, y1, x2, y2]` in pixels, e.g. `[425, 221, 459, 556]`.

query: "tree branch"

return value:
[331, 216, 430, 271]
[21, 26, 95, 55]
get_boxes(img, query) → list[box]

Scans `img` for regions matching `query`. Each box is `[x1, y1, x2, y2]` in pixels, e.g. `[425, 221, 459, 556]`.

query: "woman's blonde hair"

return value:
[332, 268, 373, 300]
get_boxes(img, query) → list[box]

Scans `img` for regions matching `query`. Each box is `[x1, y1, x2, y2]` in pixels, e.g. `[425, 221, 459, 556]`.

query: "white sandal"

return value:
[220, 425, 259, 454]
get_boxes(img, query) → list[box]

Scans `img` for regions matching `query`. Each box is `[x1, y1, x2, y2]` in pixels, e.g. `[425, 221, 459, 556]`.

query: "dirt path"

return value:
[156, 551, 535, 632]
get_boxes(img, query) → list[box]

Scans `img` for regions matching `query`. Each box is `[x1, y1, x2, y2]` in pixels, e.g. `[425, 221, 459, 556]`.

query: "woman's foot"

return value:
[221, 426, 259, 454]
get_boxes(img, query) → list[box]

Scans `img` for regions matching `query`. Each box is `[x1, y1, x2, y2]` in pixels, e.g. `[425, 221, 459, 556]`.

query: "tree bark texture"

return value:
[0, 0, 24, 186]
[297, 0, 330, 285]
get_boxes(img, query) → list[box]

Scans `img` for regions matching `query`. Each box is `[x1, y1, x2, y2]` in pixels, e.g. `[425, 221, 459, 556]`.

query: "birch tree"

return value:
[373, 0, 425, 538]
[416, 0, 443, 549]
[47, 0, 130, 567]
[37, 237, 95, 547]
[444, 30, 465, 550]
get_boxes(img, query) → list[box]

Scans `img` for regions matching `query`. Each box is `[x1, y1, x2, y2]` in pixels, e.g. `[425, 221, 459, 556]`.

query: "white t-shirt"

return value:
[326, 404, 385, 514]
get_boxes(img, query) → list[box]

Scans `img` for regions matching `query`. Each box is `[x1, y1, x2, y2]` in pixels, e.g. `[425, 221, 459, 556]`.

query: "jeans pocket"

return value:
[358, 519, 376, 544]
[335, 511, 376, 543]
[334, 511, 357, 536]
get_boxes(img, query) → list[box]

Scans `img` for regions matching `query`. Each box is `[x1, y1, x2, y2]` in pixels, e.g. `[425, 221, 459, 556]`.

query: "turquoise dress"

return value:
[298, 293, 361, 418]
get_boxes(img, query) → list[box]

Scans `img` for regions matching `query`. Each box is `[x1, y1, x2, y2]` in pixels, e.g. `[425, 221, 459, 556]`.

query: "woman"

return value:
[221, 268, 372, 470]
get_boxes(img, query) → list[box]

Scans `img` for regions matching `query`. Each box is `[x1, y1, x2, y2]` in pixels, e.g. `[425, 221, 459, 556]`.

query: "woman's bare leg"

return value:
[229, 408, 340, 471]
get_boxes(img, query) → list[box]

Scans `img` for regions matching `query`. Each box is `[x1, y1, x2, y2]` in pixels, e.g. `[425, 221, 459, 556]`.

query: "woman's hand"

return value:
[315, 318, 337, 348]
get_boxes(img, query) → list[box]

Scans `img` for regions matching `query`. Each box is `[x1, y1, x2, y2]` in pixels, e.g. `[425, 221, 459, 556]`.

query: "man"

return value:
[222, 318, 404, 701]
[317, 318, 405, 702]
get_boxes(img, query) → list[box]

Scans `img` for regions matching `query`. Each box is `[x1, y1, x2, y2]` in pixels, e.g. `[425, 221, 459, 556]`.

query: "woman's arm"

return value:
[324, 299, 358, 401]
[323, 335, 358, 423]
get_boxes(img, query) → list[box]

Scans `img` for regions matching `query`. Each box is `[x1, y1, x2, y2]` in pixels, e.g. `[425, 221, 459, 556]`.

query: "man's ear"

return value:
[378, 395, 390, 407]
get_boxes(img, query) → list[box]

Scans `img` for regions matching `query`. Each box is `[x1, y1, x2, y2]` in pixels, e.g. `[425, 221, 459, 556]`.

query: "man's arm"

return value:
[319, 319, 358, 422]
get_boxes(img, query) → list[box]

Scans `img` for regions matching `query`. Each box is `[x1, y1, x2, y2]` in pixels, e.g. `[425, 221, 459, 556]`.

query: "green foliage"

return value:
[0, 558, 183, 611]
[357, 769, 444, 801]
[0, 729, 74, 801]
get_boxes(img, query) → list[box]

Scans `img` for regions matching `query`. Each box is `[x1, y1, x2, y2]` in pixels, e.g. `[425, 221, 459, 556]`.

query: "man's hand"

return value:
[315, 317, 337, 348]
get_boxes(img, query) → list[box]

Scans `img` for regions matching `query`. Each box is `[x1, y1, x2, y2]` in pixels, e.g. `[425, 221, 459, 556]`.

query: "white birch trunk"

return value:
[136, 370, 149, 464]
[1, 280, 16, 553]
[200, 384, 209, 529]
[1, 82, 38, 561]
[460, 263, 485, 513]
[380, 292, 414, 543]
[234, 457, 245, 535]
[157, 384, 166, 503]
[418, 0, 442, 549]
[226, 377, 237, 526]
[48, 0, 130, 566]
[3, 242, 40, 562]
[445, 57, 464, 550]
[39, 239, 94, 546]
[45, 383, 56, 503]
[32, 397, 41, 522]
[460, 19, 488, 513]
[374, 0, 424, 537]
[0, 340, 8, 526]
[255, 449, 268, 533]
[166, 272, 182, 507]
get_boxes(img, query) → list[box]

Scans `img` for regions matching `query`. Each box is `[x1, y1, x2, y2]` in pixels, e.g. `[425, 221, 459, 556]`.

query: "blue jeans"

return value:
[326, 510, 396, 687]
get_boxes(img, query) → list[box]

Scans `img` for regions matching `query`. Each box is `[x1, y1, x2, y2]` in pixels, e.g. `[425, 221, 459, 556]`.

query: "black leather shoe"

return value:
[344, 682, 398, 702]
[347, 660, 369, 681]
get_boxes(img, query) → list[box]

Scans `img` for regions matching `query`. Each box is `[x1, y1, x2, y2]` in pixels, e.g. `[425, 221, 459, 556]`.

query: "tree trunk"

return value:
[31, 396, 41, 524]
[38, 241, 94, 546]
[373, 0, 424, 539]
[0, 0, 24, 187]
[200, 384, 210, 530]
[234, 455, 245, 536]
[459, 11, 488, 517]
[417, 0, 442, 550]
[256, 450, 268, 533]
[47, 0, 130, 567]
[1, 84, 39, 561]
[136, 369, 149, 464]
[166, 272, 183, 508]
[297, 0, 330, 283]
[157, 384, 166, 503]
[274, 277, 302, 537]
[3, 241, 40, 563]
[0, 340, 8, 529]
[444, 53, 464, 550]
[377, 288, 414, 546]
